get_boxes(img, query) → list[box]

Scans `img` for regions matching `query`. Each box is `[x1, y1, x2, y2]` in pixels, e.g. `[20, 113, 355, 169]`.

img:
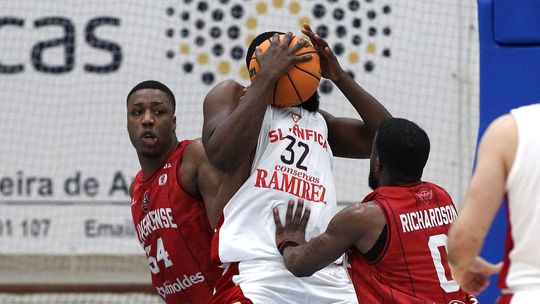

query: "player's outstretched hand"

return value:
[453, 256, 502, 295]
[256, 32, 312, 80]
[273, 199, 311, 249]
[301, 24, 343, 81]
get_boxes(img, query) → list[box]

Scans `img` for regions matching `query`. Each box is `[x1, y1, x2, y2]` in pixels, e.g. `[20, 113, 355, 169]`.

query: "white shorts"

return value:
[211, 257, 358, 304]
[500, 289, 540, 304]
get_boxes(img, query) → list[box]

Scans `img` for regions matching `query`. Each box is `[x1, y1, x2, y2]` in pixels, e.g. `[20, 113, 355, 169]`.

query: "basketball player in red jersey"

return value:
[203, 25, 391, 303]
[127, 80, 222, 303]
[274, 118, 478, 303]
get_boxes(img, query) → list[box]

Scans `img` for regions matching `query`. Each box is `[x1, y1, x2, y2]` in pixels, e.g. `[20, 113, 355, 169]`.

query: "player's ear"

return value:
[173, 116, 177, 132]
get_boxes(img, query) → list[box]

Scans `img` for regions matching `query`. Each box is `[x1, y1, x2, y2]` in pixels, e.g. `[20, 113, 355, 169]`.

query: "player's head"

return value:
[246, 31, 320, 112]
[369, 118, 430, 189]
[126, 80, 177, 159]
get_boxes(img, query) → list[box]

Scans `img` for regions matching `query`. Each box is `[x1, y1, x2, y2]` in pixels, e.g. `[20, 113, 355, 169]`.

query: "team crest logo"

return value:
[415, 187, 433, 204]
[158, 174, 168, 186]
[142, 190, 150, 212]
[291, 112, 302, 123]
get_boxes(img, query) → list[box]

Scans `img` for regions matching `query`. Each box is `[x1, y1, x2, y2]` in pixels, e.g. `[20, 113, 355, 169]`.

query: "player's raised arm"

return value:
[302, 24, 392, 158]
[202, 33, 312, 172]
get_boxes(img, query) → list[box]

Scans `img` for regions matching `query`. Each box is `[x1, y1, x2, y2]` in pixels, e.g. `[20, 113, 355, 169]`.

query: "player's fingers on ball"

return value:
[295, 54, 313, 63]
[300, 207, 311, 231]
[254, 46, 263, 62]
[282, 32, 293, 47]
[289, 39, 307, 54]
[273, 208, 283, 229]
[271, 33, 280, 44]
[321, 35, 330, 46]
[303, 23, 313, 33]
[315, 34, 329, 49]
[285, 200, 294, 223]
[325, 46, 336, 58]
[301, 27, 315, 39]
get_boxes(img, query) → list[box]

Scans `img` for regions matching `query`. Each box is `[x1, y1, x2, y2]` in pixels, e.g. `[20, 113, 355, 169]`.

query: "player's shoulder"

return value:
[204, 79, 246, 108]
[183, 138, 207, 165]
[206, 79, 245, 97]
[331, 201, 383, 231]
[316, 109, 333, 121]
[489, 113, 516, 133]
[349, 201, 384, 221]
[482, 113, 517, 153]
[129, 170, 143, 197]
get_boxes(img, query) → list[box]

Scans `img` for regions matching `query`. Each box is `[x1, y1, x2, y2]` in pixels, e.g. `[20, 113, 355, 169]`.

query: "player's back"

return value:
[501, 104, 540, 293]
[349, 182, 470, 303]
[131, 140, 220, 303]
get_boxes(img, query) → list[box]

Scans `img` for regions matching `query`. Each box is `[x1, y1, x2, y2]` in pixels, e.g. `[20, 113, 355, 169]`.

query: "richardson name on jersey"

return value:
[155, 272, 205, 298]
[255, 165, 326, 203]
[399, 205, 458, 233]
[136, 207, 178, 242]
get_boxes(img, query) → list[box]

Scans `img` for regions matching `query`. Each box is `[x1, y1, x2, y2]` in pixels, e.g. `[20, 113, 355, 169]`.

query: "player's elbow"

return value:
[206, 151, 233, 172]
[290, 267, 316, 277]
[447, 224, 481, 264]
[203, 139, 237, 172]
[284, 258, 316, 277]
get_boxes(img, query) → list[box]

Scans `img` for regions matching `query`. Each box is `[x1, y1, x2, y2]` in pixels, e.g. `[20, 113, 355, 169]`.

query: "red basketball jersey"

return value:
[348, 182, 471, 303]
[131, 140, 221, 303]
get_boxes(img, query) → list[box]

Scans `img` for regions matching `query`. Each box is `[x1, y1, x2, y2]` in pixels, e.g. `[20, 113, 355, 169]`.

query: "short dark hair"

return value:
[375, 118, 430, 178]
[245, 31, 283, 68]
[127, 80, 176, 112]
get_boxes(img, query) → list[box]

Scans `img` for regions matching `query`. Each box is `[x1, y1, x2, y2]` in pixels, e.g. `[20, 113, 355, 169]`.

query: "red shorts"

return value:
[209, 262, 253, 304]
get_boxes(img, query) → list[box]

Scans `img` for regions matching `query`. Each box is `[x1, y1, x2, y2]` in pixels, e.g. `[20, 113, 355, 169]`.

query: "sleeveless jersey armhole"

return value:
[363, 198, 391, 264]
[363, 225, 387, 263]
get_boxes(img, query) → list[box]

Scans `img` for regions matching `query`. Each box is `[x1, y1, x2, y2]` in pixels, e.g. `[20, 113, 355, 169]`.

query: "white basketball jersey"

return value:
[503, 104, 540, 293]
[215, 105, 337, 263]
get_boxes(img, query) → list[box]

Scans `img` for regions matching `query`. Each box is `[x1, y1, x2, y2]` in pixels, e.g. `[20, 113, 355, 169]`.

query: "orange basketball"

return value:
[248, 34, 321, 107]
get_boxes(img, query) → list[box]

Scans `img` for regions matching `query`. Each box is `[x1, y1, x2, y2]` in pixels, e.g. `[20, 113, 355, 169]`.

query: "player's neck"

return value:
[382, 180, 422, 187]
[139, 140, 179, 180]
[379, 173, 422, 187]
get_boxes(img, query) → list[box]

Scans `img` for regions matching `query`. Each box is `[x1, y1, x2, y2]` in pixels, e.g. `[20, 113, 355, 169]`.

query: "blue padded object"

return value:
[477, 0, 540, 302]
[494, 0, 540, 44]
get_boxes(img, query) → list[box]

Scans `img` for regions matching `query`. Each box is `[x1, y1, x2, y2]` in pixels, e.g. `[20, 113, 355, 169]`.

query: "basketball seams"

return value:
[293, 65, 321, 81]
[294, 50, 319, 57]
[286, 72, 303, 105]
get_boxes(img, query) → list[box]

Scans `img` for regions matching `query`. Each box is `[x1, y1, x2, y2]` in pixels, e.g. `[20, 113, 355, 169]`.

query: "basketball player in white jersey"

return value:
[202, 25, 391, 303]
[448, 104, 540, 303]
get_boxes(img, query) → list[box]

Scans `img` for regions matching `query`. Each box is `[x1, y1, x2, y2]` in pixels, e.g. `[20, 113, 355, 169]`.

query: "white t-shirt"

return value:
[215, 105, 338, 263]
[503, 103, 540, 294]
